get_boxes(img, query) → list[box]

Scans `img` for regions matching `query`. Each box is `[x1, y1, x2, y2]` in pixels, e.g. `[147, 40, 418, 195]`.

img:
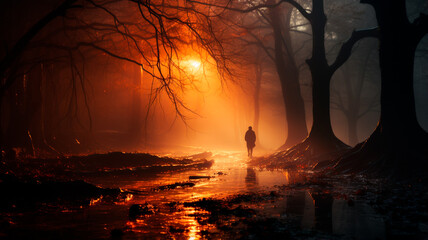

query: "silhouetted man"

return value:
[245, 126, 256, 157]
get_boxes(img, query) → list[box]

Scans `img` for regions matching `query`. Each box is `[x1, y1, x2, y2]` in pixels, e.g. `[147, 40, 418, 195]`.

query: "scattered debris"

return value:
[153, 182, 195, 191]
[189, 176, 212, 180]
[129, 203, 156, 219]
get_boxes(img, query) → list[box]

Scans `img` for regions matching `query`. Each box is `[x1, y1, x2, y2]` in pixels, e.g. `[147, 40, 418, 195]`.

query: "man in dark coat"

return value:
[245, 126, 256, 157]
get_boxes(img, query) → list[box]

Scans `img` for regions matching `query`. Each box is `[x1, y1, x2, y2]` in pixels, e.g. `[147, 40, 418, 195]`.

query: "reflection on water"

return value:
[245, 168, 257, 190]
[115, 151, 290, 239]
[3, 150, 386, 239]
[311, 191, 334, 232]
[282, 190, 385, 240]
[109, 151, 290, 203]
[333, 200, 385, 239]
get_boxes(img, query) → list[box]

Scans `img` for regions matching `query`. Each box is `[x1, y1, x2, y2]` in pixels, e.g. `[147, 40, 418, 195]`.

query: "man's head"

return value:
[248, 126, 252, 130]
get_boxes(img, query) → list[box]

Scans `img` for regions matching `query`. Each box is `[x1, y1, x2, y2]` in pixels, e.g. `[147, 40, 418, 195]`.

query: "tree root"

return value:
[333, 128, 428, 179]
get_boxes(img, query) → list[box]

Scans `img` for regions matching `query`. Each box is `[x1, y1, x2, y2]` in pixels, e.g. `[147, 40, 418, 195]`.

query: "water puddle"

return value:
[2, 150, 386, 239]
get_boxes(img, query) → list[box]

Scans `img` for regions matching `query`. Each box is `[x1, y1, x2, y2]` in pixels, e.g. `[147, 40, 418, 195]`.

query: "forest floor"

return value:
[0, 150, 427, 239]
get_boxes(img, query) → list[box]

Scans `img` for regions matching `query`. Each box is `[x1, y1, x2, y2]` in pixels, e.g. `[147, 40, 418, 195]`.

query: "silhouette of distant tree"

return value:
[268, 0, 308, 150]
[331, 42, 380, 146]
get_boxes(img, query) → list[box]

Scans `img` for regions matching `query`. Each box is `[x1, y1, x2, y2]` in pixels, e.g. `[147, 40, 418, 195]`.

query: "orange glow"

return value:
[179, 57, 204, 77]
[182, 208, 200, 240]
[188, 60, 201, 71]
[89, 196, 103, 206]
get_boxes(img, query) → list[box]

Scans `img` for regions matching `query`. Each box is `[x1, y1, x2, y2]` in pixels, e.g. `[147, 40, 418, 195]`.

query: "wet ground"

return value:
[1, 150, 427, 239]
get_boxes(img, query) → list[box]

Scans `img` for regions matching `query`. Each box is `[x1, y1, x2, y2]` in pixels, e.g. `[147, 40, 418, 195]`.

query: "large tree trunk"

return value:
[294, 0, 347, 156]
[271, 0, 381, 166]
[307, 0, 332, 143]
[334, 0, 428, 177]
[374, 1, 426, 143]
[270, 2, 308, 150]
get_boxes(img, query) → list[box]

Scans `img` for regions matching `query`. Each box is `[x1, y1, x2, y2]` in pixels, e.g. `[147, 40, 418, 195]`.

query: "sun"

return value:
[183, 59, 202, 72]
[189, 60, 201, 69]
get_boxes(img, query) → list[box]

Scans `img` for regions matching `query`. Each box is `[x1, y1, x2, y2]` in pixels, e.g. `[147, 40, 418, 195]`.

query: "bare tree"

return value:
[0, 0, 230, 155]
[331, 41, 380, 146]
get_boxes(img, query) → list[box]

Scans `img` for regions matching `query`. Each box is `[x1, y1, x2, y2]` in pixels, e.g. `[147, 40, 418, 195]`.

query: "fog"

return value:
[1, 0, 427, 156]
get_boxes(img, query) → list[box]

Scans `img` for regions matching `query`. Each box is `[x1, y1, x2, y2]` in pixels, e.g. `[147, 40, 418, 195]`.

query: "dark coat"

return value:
[245, 129, 256, 148]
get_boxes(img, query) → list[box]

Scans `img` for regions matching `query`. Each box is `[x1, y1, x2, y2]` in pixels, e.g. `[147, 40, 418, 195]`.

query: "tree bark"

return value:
[269, 2, 308, 150]
[334, 0, 428, 177]
[364, 0, 426, 146]
[282, 0, 378, 158]
[302, 0, 347, 154]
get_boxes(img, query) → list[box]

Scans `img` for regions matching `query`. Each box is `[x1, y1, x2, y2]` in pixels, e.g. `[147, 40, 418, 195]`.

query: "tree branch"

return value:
[187, 0, 311, 20]
[0, 0, 80, 93]
[280, 0, 311, 20]
[329, 27, 379, 74]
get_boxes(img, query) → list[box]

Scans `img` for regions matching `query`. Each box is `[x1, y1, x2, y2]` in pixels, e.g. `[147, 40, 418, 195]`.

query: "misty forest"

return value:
[1, 0, 428, 239]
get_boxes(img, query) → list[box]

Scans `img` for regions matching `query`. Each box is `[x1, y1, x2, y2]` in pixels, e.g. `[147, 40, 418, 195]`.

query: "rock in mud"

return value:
[153, 182, 195, 191]
[129, 203, 156, 219]
[168, 226, 187, 234]
[189, 175, 212, 180]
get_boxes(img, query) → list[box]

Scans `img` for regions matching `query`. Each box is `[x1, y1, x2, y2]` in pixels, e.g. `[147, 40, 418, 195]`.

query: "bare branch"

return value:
[187, 0, 311, 20]
[0, 0, 81, 93]
[329, 27, 379, 74]
[280, 0, 311, 20]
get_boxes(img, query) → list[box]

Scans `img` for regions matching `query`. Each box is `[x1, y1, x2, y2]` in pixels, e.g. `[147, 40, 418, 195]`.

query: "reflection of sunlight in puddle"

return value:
[114, 150, 293, 205]
[182, 209, 199, 240]
[85, 150, 308, 238]
[8, 149, 387, 240]
[117, 150, 293, 238]
[124, 201, 216, 239]
[126, 219, 153, 234]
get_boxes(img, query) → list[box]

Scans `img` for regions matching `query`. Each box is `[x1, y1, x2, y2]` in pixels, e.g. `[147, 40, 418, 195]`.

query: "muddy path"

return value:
[1, 150, 422, 239]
